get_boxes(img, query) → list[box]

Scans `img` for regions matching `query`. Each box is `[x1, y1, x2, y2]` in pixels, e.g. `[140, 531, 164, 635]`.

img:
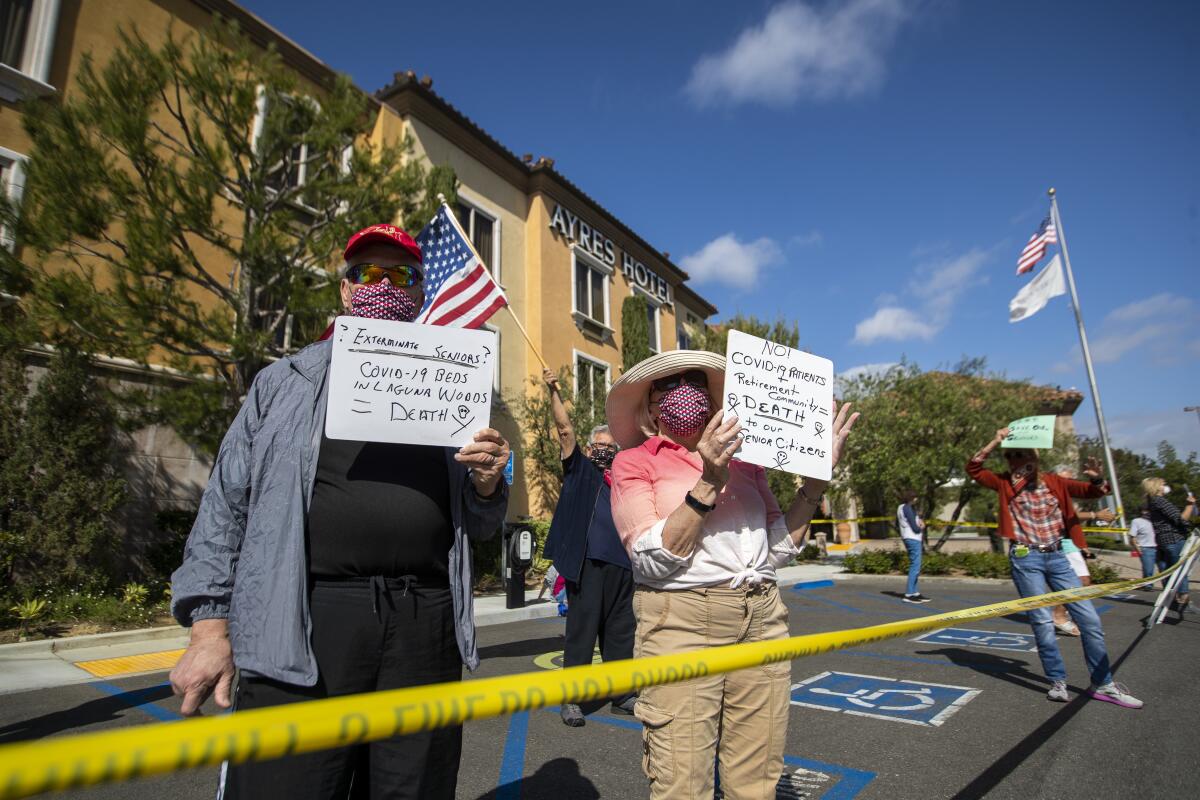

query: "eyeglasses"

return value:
[652, 370, 709, 393]
[347, 264, 423, 288]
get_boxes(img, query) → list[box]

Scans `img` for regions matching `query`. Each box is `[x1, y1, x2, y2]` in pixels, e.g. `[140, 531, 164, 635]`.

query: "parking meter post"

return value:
[505, 523, 534, 609]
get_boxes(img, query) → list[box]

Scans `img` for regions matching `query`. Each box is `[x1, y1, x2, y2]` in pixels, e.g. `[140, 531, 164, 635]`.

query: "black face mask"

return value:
[589, 445, 617, 471]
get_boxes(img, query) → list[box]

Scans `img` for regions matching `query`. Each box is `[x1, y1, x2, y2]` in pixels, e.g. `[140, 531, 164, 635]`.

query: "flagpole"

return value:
[435, 194, 548, 370]
[1048, 187, 1128, 533]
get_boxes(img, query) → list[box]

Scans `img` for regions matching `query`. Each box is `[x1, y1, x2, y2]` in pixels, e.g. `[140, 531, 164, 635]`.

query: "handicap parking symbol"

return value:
[911, 626, 1038, 652]
[791, 671, 980, 727]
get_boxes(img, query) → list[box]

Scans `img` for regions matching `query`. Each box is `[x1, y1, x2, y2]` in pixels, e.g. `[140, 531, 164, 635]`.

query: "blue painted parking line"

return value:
[791, 671, 980, 727]
[542, 709, 876, 799]
[789, 579, 836, 591]
[90, 681, 182, 723]
[911, 627, 1038, 652]
[495, 711, 529, 800]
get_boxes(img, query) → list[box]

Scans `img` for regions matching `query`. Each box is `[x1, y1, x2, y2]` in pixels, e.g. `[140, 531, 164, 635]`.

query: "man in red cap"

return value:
[170, 224, 510, 799]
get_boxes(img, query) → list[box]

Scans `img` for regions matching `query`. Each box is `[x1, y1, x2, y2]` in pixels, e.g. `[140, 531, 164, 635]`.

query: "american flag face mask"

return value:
[350, 281, 420, 322]
[657, 384, 711, 436]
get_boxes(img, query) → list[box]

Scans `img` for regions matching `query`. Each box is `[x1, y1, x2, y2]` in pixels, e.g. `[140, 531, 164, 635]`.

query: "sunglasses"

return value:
[347, 263, 423, 288]
[652, 370, 709, 392]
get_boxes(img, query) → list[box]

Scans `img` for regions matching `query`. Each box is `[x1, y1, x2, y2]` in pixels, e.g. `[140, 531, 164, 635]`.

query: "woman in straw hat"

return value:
[606, 350, 858, 800]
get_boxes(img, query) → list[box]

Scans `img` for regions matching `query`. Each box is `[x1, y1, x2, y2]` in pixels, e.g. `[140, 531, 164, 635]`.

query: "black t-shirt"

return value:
[306, 433, 453, 583]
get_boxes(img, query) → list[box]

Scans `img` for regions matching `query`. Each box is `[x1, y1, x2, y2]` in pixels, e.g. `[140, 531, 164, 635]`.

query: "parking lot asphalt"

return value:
[1, 576, 1194, 800]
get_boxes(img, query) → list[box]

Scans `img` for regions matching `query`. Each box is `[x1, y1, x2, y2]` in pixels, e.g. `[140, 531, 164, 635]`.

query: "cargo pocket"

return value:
[635, 701, 675, 784]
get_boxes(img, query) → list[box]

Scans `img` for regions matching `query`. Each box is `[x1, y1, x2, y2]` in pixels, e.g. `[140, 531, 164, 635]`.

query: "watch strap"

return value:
[685, 492, 716, 514]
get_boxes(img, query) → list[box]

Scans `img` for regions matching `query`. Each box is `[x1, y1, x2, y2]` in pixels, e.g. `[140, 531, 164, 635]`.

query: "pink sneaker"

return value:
[1088, 682, 1143, 709]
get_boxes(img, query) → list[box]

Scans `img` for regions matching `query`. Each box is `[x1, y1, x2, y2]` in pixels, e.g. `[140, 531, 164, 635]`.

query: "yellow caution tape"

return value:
[0, 544, 1193, 800]
[810, 517, 1130, 534]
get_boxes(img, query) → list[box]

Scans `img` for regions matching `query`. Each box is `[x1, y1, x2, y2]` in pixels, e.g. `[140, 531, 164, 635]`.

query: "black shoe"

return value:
[914, 594, 933, 603]
[560, 704, 585, 727]
[903, 594, 922, 604]
[611, 696, 637, 715]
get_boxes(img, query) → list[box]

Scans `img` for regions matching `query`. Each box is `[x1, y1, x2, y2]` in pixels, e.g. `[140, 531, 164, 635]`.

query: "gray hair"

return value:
[588, 424, 612, 445]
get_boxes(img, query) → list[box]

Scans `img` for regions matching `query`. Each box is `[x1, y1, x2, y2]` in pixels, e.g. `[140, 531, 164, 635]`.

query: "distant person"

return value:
[966, 428, 1142, 708]
[897, 490, 930, 603]
[540, 368, 636, 727]
[1142, 477, 1196, 618]
[1129, 506, 1157, 587]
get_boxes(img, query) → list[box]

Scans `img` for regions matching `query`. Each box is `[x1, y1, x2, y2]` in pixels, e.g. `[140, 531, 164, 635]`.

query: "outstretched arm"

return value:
[544, 368, 576, 460]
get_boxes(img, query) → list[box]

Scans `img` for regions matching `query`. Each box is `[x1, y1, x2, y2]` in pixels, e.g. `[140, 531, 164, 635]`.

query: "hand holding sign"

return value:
[696, 412, 744, 490]
[455, 427, 510, 497]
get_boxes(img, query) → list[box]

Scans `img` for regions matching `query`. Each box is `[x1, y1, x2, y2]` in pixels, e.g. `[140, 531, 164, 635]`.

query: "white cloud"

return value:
[1104, 293, 1192, 324]
[789, 230, 824, 248]
[679, 233, 783, 290]
[851, 247, 990, 344]
[1054, 293, 1199, 368]
[685, 0, 911, 108]
[838, 361, 900, 381]
[1075, 409, 1200, 459]
[853, 307, 937, 344]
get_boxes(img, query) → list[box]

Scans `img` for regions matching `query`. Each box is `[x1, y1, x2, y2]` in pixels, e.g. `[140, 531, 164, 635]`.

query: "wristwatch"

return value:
[685, 492, 716, 514]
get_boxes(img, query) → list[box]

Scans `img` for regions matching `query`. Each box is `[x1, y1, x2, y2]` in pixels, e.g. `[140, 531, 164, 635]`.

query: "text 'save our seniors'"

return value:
[325, 317, 496, 448]
[723, 330, 834, 480]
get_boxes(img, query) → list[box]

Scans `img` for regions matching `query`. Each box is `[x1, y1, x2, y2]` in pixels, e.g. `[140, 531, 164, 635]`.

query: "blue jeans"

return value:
[904, 538, 923, 596]
[1138, 546, 1158, 579]
[1009, 548, 1113, 686]
[1158, 539, 1189, 597]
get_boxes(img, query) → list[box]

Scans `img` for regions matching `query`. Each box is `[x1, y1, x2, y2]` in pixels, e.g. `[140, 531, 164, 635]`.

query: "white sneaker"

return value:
[1088, 682, 1143, 709]
[1047, 680, 1069, 702]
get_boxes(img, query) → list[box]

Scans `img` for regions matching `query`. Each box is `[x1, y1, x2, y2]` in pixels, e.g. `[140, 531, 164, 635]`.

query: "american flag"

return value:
[415, 205, 508, 328]
[1016, 215, 1058, 275]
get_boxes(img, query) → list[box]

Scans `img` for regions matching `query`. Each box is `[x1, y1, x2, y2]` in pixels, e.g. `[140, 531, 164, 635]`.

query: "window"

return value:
[251, 88, 350, 217]
[454, 200, 500, 281]
[676, 324, 692, 350]
[676, 310, 698, 350]
[259, 267, 329, 354]
[0, 145, 27, 250]
[574, 353, 609, 417]
[0, 0, 57, 101]
[572, 249, 610, 331]
[645, 300, 659, 353]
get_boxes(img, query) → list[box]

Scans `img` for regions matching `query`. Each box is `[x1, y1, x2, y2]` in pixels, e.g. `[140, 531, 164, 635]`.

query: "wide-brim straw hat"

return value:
[605, 350, 726, 450]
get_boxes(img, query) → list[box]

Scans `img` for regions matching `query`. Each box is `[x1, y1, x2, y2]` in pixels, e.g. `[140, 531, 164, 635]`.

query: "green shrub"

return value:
[844, 551, 903, 574]
[797, 543, 821, 562]
[1088, 562, 1120, 584]
[845, 549, 1012, 578]
[50, 591, 165, 628]
[921, 552, 953, 575]
[1085, 534, 1129, 551]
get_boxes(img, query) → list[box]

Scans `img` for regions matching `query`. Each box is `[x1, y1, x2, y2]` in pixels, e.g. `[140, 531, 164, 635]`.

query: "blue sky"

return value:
[240, 0, 1199, 456]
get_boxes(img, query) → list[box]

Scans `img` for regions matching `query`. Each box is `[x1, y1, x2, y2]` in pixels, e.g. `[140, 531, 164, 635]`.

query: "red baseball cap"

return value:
[343, 223, 422, 264]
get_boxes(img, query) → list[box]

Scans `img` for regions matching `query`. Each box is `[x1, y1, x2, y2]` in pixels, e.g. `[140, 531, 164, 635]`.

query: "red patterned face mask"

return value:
[657, 384, 710, 436]
[350, 282, 419, 322]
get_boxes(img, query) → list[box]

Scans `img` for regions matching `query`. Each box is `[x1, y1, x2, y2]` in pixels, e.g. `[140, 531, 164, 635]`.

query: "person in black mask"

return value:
[170, 224, 509, 799]
[541, 367, 636, 727]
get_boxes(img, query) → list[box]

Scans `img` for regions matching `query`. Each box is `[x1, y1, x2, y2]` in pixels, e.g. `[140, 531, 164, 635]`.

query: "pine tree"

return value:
[0, 21, 449, 454]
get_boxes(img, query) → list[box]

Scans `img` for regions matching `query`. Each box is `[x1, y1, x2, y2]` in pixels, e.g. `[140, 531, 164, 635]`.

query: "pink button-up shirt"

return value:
[610, 435, 800, 589]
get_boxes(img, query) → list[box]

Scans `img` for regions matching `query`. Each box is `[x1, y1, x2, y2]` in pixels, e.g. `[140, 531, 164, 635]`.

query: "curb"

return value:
[0, 624, 187, 656]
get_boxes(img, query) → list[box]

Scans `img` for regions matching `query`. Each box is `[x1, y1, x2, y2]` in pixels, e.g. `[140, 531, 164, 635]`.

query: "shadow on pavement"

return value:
[473, 757, 599, 800]
[0, 683, 175, 744]
[949, 628, 1149, 800]
[478, 636, 567, 660]
[914, 647, 1049, 694]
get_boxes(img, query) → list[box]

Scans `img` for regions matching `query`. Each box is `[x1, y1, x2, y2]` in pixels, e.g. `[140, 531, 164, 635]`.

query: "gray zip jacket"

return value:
[171, 339, 507, 686]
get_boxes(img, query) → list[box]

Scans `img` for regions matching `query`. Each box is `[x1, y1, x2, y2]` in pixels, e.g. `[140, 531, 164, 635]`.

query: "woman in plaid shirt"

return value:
[966, 427, 1142, 709]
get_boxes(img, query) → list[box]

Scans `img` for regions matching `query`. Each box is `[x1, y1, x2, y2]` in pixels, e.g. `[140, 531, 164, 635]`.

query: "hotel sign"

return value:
[549, 203, 671, 303]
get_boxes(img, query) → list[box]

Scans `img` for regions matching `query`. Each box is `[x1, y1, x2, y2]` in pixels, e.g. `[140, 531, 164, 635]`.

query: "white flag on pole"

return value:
[1009, 254, 1066, 323]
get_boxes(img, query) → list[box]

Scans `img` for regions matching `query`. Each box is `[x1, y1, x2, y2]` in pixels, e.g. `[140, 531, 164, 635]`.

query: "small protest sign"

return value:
[325, 316, 495, 447]
[724, 330, 834, 480]
[1001, 415, 1056, 450]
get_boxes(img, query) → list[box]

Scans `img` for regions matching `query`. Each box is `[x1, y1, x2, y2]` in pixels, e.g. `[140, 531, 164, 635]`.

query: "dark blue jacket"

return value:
[543, 445, 606, 583]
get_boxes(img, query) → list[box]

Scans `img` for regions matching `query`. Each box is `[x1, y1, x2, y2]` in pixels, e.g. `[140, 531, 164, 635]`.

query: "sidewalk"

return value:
[0, 563, 848, 695]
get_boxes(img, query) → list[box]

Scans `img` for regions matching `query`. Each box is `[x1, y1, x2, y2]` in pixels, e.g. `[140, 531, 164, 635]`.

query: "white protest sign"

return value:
[325, 316, 495, 447]
[724, 329, 834, 480]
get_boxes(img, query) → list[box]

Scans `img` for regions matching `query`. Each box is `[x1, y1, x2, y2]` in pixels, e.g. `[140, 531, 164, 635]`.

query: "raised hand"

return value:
[1082, 456, 1104, 480]
[696, 412, 743, 490]
[995, 427, 1012, 443]
[830, 401, 860, 469]
[542, 368, 560, 392]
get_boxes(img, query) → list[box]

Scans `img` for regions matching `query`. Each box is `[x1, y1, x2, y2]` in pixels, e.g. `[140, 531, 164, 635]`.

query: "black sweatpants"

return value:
[563, 558, 635, 708]
[222, 577, 463, 800]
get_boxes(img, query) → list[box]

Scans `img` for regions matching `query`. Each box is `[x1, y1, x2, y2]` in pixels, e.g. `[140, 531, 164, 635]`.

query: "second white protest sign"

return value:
[723, 329, 834, 480]
[325, 316, 495, 448]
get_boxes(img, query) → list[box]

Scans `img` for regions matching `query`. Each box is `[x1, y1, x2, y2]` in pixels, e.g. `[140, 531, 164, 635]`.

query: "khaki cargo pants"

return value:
[633, 583, 791, 800]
